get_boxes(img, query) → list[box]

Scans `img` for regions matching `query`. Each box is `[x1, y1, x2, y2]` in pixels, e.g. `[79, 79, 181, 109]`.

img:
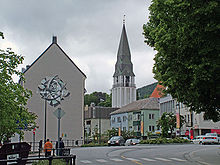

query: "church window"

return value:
[125, 76, 130, 87]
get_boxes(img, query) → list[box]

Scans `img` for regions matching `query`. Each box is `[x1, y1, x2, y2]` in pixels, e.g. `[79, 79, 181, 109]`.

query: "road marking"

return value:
[80, 160, 92, 164]
[109, 158, 124, 162]
[124, 157, 142, 165]
[155, 157, 172, 161]
[141, 158, 156, 161]
[96, 159, 108, 163]
[170, 158, 186, 161]
[125, 157, 140, 161]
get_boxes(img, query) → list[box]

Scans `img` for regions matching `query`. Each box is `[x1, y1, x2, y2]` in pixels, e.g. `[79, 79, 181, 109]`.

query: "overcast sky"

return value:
[0, 0, 156, 94]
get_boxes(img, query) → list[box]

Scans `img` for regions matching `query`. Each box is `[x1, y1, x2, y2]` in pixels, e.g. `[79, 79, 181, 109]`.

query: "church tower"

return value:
[112, 19, 136, 108]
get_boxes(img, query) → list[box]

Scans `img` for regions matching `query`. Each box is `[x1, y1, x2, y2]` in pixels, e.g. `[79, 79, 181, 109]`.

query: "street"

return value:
[71, 144, 220, 165]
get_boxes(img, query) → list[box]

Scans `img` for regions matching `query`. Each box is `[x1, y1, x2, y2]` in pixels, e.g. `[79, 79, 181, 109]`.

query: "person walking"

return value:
[44, 139, 53, 157]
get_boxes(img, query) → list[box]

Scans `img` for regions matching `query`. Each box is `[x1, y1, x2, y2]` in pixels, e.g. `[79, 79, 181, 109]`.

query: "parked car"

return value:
[125, 139, 140, 146]
[202, 133, 220, 145]
[192, 136, 206, 144]
[108, 136, 125, 146]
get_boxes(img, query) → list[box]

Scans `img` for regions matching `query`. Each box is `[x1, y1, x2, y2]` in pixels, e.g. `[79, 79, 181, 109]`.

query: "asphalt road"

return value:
[71, 144, 220, 165]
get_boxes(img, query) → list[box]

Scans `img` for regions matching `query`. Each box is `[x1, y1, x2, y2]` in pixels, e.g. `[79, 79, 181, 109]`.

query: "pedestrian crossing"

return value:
[79, 157, 187, 164]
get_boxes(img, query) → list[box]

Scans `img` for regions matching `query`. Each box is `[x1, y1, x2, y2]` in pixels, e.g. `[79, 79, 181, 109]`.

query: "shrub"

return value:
[32, 159, 66, 165]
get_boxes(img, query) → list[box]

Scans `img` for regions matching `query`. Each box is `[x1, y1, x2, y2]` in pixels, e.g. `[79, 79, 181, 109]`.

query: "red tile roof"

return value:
[150, 84, 165, 98]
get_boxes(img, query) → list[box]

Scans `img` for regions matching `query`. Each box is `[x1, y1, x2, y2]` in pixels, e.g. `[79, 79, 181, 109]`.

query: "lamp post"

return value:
[98, 108, 101, 144]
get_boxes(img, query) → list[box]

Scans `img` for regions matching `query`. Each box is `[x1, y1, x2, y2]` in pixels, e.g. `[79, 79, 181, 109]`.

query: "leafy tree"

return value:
[0, 32, 37, 142]
[157, 112, 185, 138]
[106, 128, 118, 138]
[84, 92, 112, 107]
[98, 93, 112, 107]
[143, 0, 220, 121]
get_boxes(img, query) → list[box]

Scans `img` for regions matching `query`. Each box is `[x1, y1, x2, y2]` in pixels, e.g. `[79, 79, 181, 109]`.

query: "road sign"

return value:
[53, 108, 65, 119]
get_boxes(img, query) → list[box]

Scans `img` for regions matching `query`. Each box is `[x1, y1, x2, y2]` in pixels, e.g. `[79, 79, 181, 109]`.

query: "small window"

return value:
[149, 126, 152, 132]
[117, 117, 121, 123]
[152, 126, 155, 132]
[149, 114, 151, 119]
[128, 115, 132, 121]
[112, 117, 115, 123]
[152, 114, 154, 119]
[123, 127, 126, 131]
[123, 116, 127, 122]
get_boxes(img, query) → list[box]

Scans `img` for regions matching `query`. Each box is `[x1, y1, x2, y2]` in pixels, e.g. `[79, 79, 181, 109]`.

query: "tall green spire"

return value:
[113, 21, 135, 77]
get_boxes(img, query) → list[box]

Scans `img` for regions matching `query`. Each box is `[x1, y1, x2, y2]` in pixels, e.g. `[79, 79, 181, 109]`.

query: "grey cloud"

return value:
[1, 0, 155, 93]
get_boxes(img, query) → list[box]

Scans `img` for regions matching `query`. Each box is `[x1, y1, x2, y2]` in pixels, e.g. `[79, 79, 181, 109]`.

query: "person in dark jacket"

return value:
[56, 137, 64, 156]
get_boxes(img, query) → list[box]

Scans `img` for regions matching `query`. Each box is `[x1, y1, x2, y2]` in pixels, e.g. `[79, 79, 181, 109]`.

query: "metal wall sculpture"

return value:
[38, 75, 70, 107]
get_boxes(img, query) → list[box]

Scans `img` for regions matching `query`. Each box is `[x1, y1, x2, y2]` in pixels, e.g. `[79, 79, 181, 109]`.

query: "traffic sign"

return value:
[53, 108, 65, 119]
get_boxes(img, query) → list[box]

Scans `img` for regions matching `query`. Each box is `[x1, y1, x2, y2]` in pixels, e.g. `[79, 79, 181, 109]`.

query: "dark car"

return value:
[108, 136, 125, 146]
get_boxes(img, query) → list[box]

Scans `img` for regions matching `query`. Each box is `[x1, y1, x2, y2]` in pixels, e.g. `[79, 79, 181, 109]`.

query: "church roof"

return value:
[110, 97, 159, 115]
[113, 23, 135, 77]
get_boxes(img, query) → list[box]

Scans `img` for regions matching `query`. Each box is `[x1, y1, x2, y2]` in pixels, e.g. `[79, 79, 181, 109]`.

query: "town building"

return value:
[110, 97, 159, 138]
[159, 95, 220, 137]
[112, 20, 136, 108]
[21, 36, 86, 143]
[84, 104, 118, 142]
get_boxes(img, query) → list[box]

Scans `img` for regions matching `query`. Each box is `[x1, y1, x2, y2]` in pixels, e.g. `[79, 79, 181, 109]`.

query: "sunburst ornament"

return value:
[38, 75, 70, 107]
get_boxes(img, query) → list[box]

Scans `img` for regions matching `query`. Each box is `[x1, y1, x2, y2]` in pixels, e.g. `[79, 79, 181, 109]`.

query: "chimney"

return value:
[52, 36, 57, 44]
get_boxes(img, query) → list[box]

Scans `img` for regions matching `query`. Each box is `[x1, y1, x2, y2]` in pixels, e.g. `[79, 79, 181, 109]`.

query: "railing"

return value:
[28, 139, 84, 152]
[0, 155, 76, 165]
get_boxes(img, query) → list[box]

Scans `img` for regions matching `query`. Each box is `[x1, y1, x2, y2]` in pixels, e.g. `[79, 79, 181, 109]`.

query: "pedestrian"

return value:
[44, 139, 53, 157]
[56, 137, 65, 156]
[39, 140, 42, 152]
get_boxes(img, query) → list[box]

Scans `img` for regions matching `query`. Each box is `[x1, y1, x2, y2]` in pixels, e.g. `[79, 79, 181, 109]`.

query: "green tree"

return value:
[157, 112, 185, 138]
[106, 128, 118, 139]
[98, 93, 112, 107]
[0, 32, 37, 142]
[84, 92, 112, 107]
[143, 0, 220, 121]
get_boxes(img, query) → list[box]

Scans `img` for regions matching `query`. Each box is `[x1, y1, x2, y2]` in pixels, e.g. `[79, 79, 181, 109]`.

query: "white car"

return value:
[202, 133, 220, 145]
[125, 139, 140, 146]
[192, 136, 206, 144]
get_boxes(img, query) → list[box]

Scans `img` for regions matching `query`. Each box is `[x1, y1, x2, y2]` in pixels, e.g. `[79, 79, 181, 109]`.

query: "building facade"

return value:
[112, 21, 136, 108]
[110, 98, 159, 138]
[22, 37, 86, 143]
[84, 104, 118, 141]
[159, 95, 220, 137]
